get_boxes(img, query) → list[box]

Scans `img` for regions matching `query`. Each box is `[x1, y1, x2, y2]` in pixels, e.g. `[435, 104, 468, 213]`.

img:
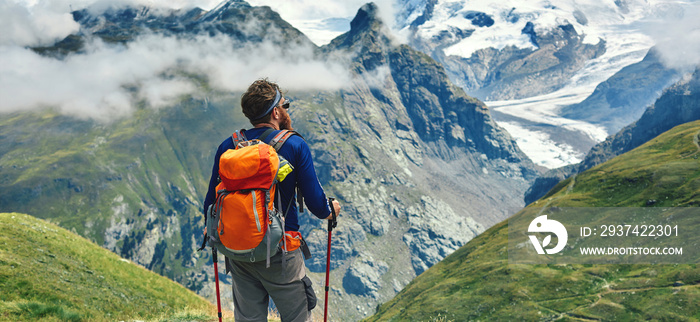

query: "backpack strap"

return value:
[268, 130, 300, 151]
[265, 130, 307, 213]
[258, 128, 276, 143]
[231, 129, 247, 148]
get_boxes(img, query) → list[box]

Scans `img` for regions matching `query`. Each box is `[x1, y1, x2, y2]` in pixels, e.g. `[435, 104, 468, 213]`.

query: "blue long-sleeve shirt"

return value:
[203, 127, 331, 231]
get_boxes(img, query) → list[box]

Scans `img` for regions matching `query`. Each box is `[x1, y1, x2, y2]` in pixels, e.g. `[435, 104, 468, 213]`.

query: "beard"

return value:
[280, 110, 294, 131]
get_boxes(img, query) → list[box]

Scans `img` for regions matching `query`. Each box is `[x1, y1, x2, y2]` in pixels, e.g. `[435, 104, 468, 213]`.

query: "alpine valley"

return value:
[0, 0, 698, 321]
[368, 119, 700, 321]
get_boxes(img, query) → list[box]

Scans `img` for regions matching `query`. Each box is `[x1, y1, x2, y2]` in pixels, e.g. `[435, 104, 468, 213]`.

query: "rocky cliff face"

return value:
[325, 3, 529, 163]
[288, 7, 538, 317]
[0, 1, 540, 320]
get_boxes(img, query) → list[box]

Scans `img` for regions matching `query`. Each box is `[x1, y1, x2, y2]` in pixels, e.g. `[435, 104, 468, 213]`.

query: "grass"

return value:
[0, 212, 214, 321]
[4, 302, 82, 321]
[0, 212, 294, 321]
[367, 121, 700, 321]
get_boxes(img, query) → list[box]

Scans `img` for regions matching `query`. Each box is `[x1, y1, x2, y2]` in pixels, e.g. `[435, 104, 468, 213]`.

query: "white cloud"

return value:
[139, 78, 196, 110]
[0, 32, 351, 121]
[183, 34, 352, 92]
[0, 0, 79, 46]
[2, 0, 226, 47]
[0, 0, 355, 122]
[361, 65, 392, 90]
[643, 1, 700, 71]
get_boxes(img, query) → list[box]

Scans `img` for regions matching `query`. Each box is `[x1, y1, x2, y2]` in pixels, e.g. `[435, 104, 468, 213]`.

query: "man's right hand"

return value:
[329, 200, 341, 220]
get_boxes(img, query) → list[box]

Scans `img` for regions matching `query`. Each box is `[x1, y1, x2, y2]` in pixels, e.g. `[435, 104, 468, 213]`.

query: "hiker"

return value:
[203, 78, 341, 322]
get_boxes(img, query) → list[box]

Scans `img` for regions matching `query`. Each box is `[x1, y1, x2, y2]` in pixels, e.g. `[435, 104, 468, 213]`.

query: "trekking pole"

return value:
[212, 248, 223, 322]
[324, 197, 337, 322]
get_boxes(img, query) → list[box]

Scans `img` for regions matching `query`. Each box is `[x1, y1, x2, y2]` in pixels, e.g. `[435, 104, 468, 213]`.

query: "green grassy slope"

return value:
[0, 95, 249, 292]
[367, 120, 700, 321]
[0, 212, 215, 321]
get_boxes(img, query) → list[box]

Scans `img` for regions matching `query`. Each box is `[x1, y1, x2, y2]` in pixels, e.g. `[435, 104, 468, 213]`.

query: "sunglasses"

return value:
[280, 99, 291, 109]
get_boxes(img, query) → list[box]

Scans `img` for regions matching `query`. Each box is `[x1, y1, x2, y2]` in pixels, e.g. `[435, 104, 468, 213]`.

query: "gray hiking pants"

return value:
[229, 248, 316, 322]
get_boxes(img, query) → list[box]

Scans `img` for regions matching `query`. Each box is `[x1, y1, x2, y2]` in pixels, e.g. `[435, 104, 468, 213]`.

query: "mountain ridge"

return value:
[0, 1, 540, 320]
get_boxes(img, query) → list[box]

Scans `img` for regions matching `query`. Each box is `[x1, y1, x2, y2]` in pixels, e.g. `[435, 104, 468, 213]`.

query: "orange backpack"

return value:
[205, 129, 297, 267]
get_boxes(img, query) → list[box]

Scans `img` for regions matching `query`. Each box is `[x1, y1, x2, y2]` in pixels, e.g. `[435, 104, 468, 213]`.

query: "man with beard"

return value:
[203, 78, 341, 322]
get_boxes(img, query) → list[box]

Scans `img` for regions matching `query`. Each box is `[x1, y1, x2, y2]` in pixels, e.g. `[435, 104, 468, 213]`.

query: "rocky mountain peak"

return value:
[198, 0, 251, 22]
[323, 3, 533, 164]
[55, 0, 312, 54]
[327, 2, 393, 52]
[350, 3, 382, 32]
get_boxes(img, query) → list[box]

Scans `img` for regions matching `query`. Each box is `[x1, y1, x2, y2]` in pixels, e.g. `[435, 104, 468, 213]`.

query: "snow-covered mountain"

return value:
[12, 0, 690, 168]
[399, 0, 656, 57]
[257, 0, 692, 168]
[395, 0, 690, 168]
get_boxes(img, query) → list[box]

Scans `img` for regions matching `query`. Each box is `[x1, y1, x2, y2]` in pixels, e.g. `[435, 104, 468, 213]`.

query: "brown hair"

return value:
[241, 78, 281, 125]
